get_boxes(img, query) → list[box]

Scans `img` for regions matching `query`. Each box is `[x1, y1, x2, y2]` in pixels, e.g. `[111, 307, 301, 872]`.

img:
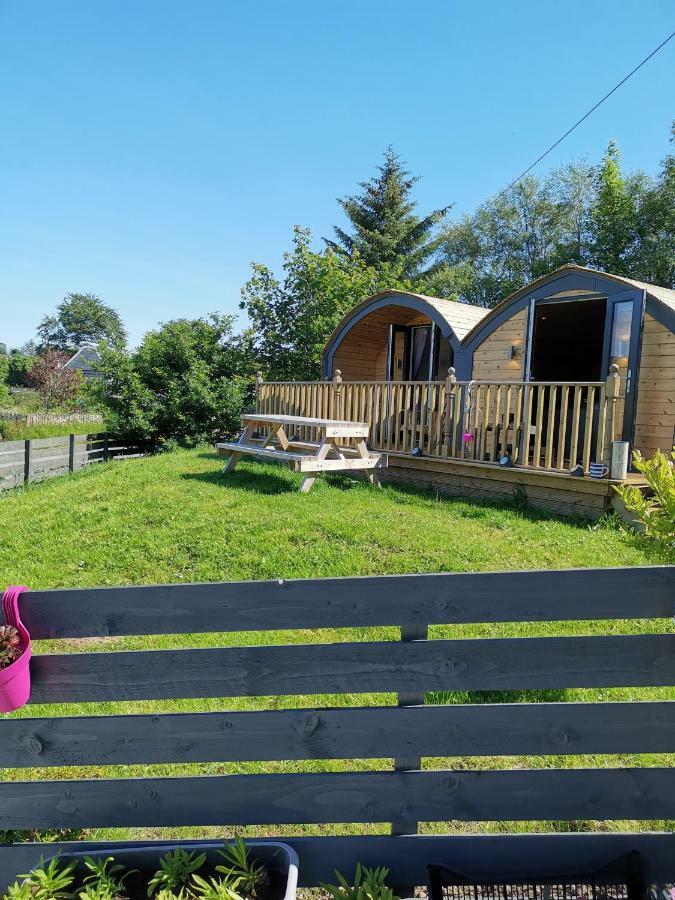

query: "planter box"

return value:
[43, 840, 299, 900]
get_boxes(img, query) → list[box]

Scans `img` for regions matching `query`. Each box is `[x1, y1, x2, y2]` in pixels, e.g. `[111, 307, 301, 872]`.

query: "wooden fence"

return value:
[256, 367, 622, 473]
[0, 566, 673, 888]
[0, 411, 103, 425]
[0, 432, 140, 491]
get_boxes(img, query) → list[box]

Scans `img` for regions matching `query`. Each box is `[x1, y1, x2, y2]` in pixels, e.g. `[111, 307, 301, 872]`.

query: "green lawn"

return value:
[0, 449, 672, 844]
[0, 447, 671, 588]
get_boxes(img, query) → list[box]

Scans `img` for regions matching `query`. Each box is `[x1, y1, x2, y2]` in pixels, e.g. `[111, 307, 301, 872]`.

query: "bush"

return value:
[92, 314, 255, 450]
[614, 447, 675, 550]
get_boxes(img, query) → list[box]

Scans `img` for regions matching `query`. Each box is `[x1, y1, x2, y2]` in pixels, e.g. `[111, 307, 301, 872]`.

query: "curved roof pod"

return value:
[461, 264, 675, 351]
[322, 289, 489, 378]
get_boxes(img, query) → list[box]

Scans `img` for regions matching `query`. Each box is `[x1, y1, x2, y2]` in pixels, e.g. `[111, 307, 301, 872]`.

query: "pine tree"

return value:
[325, 147, 450, 281]
[590, 140, 638, 275]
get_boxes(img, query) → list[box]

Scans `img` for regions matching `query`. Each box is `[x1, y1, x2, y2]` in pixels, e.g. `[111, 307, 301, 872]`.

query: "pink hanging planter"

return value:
[0, 586, 31, 713]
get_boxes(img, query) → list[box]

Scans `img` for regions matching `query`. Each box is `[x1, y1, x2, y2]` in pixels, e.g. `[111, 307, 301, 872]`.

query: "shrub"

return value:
[614, 447, 675, 550]
[92, 315, 255, 450]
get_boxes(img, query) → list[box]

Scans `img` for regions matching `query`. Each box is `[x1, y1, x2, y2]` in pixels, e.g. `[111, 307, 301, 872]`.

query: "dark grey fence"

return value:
[0, 432, 141, 491]
[0, 566, 673, 888]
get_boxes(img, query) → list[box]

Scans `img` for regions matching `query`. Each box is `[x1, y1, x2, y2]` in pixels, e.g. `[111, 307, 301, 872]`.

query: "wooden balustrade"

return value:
[255, 365, 622, 474]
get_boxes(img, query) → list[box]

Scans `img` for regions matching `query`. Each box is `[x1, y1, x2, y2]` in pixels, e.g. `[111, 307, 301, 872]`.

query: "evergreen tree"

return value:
[631, 122, 675, 287]
[590, 140, 638, 275]
[325, 147, 450, 281]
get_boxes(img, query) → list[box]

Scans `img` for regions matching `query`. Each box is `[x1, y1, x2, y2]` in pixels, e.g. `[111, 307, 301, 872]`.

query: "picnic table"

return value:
[217, 413, 388, 492]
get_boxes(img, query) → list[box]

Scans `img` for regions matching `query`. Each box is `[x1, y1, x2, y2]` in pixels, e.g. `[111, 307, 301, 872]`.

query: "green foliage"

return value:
[0, 355, 9, 405]
[26, 350, 84, 411]
[614, 448, 675, 550]
[326, 146, 449, 280]
[6, 351, 35, 388]
[437, 123, 675, 308]
[216, 838, 266, 897]
[92, 314, 254, 449]
[590, 140, 638, 274]
[37, 292, 126, 353]
[80, 855, 135, 899]
[241, 226, 411, 380]
[322, 864, 398, 900]
[16, 855, 76, 900]
[190, 873, 243, 900]
[148, 850, 207, 897]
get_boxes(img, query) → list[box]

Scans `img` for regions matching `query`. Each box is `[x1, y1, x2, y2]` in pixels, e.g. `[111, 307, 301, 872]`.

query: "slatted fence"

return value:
[256, 368, 622, 472]
[0, 566, 674, 888]
[0, 432, 141, 491]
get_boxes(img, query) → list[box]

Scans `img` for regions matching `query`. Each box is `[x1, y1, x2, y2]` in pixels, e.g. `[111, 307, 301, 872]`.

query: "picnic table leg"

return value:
[355, 438, 382, 488]
[222, 423, 255, 474]
[298, 436, 332, 493]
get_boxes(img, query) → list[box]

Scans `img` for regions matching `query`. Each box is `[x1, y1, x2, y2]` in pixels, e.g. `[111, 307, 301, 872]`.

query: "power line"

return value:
[496, 29, 675, 199]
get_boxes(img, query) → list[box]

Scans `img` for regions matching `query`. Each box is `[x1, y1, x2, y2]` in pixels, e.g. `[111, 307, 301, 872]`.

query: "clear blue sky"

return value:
[1, 0, 673, 349]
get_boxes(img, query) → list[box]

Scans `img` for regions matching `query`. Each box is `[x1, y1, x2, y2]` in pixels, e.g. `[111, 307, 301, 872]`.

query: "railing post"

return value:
[103, 432, 110, 462]
[23, 439, 32, 485]
[391, 620, 428, 838]
[443, 367, 457, 456]
[604, 364, 621, 461]
[332, 369, 343, 419]
[68, 433, 76, 472]
[255, 371, 264, 413]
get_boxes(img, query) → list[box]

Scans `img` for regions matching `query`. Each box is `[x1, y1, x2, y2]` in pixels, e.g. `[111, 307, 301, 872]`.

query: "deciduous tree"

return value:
[38, 293, 126, 352]
[27, 351, 82, 410]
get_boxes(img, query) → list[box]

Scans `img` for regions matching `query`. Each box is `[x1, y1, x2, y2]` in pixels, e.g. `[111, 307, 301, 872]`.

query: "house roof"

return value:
[461, 264, 675, 345]
[323, 289, 490, 355]
[64, 344, 101, 371]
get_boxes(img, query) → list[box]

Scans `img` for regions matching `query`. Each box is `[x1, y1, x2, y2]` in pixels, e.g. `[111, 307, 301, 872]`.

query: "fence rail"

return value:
[0, 565, 673, 888]
[0, 432, 140, 491]
[0, 411, 103, 425]
[256, 367, 622, 473]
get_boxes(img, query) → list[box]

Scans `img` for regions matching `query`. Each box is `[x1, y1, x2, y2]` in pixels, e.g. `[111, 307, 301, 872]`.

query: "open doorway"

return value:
[529, 298, 606, 382]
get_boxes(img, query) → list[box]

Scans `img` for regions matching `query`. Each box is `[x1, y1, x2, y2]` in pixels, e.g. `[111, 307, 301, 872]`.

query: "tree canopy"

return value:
[92, 314, 255, 449]
[242, 226, 411, 381]
[38, 292, 126, 353]
[325, 146, 450, 281]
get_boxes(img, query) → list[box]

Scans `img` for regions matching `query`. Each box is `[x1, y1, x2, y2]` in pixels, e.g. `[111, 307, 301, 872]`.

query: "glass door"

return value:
[602, 290, 644, 443]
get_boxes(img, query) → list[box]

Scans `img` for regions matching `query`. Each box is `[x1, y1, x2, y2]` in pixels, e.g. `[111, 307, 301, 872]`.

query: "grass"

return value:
[0, 422, 99, 441]
[0, 448, 672, 845]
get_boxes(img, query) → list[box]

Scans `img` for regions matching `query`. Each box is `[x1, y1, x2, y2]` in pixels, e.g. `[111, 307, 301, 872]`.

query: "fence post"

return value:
[332, 369, 343, 419]
[23, 439, 32, 484]
[391, 620, 428, 868]
[103, 432, 110, 462]
[68, 433, 76, 472]
[443, 367, 457, 456]
[604, 364, 621, 460]
[255, 371, 264, 413]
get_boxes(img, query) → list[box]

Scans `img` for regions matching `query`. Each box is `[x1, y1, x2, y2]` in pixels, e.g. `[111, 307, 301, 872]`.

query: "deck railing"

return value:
[256, 365, 622, 474]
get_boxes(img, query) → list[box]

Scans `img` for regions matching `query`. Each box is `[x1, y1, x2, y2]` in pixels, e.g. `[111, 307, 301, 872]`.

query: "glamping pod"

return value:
[461, 265, 675, 459]
[257, 266, 674, 517]
[322, 290, 488, 382]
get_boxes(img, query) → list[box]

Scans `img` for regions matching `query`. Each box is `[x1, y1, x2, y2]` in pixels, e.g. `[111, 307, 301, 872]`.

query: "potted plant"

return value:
[4, 838, 298, 900]
[0, 586, 31, 713]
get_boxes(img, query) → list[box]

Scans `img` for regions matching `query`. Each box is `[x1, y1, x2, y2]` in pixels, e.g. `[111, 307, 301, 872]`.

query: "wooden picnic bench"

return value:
[0, 565, 674, 893]
[217, 413, 387, 492]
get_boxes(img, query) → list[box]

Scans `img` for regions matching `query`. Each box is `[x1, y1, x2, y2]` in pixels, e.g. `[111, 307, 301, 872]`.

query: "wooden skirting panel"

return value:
[381, 453, 615, 519]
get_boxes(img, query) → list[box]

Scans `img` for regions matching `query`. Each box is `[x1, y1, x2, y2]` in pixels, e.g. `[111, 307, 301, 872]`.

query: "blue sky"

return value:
[1, 0, 673, 349]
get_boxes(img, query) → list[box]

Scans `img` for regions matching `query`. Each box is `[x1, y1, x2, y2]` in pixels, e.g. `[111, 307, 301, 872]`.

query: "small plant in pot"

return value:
[0, 586, 32, 713]
[3, 838, 298, 900]
[0, 625, 22, 669]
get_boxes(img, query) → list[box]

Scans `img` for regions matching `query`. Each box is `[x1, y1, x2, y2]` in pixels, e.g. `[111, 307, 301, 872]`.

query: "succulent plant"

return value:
[0, 624, 22, 670]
